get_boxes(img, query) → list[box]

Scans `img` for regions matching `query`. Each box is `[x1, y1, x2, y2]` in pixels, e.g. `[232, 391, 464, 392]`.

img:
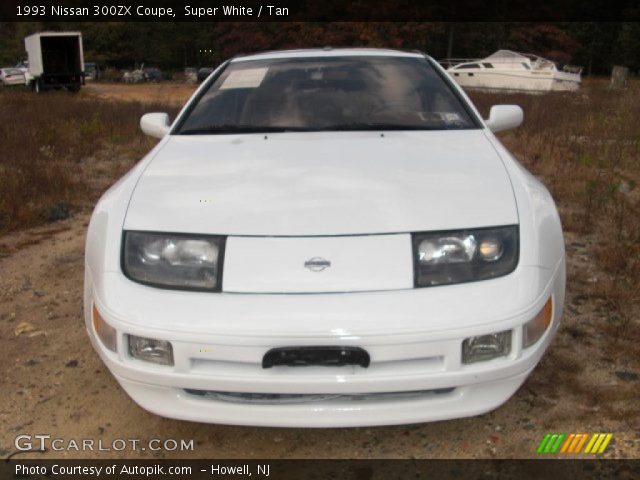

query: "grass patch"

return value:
[469, 79, 640, 422]
[469, 78, 640, 332]
[0, 88, 179, 234]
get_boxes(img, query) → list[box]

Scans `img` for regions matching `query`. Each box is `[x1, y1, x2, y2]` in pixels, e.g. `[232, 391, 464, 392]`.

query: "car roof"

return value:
[232, 48, 425, 63]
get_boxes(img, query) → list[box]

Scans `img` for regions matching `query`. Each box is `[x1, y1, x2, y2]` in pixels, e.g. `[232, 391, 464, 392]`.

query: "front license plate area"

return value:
[262, 346, 370, 369]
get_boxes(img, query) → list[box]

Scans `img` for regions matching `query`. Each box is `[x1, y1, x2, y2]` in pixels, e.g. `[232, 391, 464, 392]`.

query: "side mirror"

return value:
[485, 105, 523, 133]
[140, 113, 170, 138]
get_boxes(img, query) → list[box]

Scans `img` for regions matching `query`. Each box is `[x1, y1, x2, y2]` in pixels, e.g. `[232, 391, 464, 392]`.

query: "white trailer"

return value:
[25, 31, 85, 92]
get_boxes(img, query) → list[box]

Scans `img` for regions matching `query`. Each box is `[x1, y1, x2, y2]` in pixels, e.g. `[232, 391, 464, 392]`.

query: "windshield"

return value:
[176, 55, 478, 134]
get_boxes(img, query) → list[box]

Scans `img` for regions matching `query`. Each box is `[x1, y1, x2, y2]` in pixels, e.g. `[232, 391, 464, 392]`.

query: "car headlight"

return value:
[122, 231, 225, 290]
[412, 226, 518, 287]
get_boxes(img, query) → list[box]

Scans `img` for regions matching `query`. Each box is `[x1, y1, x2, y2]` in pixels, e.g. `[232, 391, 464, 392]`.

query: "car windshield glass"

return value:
[176, 55, 478, 134]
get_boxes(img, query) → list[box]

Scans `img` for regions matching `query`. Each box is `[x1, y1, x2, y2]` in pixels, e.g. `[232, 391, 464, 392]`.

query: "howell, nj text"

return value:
[208, 464, 270, 476]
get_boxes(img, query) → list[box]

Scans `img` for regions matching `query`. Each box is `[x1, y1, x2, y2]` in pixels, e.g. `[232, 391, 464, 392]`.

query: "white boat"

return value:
[445, 50, 581, 92]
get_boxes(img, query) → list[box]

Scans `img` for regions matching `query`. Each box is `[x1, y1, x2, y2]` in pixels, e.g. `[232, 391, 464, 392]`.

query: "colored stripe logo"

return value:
[537, 433, 612, 454]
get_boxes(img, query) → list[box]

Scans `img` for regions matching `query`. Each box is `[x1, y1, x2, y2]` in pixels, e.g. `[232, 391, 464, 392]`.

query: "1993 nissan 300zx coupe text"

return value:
[84, 48, 565, 427]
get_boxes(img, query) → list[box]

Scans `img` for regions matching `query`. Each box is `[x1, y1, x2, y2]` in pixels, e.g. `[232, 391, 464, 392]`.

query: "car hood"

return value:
[124, 130, 518, 236]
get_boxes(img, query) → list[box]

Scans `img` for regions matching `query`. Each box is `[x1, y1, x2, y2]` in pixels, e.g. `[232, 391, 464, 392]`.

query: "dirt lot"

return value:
[0, 82, 638, 460]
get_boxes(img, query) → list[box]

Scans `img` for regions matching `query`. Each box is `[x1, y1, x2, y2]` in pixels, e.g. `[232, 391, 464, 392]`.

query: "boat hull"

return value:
[449, 70, 580, 93]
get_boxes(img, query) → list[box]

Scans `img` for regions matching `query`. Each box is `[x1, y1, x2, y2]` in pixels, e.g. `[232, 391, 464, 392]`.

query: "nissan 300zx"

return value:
[84, 48, 565, 427]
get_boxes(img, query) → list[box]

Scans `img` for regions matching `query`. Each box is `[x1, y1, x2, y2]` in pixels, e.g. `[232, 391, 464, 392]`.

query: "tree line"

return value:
[0, 22, 638, 75]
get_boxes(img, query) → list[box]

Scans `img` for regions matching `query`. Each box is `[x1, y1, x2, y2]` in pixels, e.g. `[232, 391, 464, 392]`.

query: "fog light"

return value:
[462, 330, 511, 364]
[128, 335, 174, 366]
[523, 297, 553, 348]
[92, 304, 117, 352]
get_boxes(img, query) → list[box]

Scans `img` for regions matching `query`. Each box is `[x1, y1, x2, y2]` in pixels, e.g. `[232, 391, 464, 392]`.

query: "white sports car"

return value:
[85, 48, 565, 427]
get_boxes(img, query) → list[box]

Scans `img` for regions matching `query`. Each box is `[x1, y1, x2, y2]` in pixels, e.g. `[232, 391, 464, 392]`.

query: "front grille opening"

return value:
[184, 388, 456, 405]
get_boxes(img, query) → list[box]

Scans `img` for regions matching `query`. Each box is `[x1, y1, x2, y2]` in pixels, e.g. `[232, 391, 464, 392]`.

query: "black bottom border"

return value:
[2, 459, 640, 480]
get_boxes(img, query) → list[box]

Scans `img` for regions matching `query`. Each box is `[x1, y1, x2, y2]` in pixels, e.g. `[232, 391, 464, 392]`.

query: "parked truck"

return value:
[25, 31, 84, 92]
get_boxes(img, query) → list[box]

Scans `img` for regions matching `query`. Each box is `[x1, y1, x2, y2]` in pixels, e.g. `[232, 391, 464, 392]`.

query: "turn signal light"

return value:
[92, 304, 117, 352]
[523, 297, 553, 348]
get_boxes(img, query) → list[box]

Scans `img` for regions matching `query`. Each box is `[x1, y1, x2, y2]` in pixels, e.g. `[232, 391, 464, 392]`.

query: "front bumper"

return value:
[85, 261, 564, 427]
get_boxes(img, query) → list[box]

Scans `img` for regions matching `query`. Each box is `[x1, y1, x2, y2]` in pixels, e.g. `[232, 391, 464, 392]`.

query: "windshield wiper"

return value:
[178, 124, 309, 135]
[178, 123, 451, 135]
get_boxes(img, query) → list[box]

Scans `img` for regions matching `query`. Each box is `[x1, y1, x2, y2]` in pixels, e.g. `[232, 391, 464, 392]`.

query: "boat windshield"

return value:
[485, 50, 530, 63]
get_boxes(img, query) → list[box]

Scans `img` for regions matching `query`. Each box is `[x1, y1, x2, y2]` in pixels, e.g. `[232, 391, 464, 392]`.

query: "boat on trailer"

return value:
[444, 50, 582, 93]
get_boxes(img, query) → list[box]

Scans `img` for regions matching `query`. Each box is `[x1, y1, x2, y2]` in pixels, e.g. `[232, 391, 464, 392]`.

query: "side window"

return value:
[482, 63, 493, 68]
[457, 63, 480, 69]
[521, 63, 531, 70]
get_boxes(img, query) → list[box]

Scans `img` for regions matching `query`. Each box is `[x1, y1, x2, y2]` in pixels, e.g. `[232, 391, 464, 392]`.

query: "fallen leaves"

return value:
[13, 321, 47, 338]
